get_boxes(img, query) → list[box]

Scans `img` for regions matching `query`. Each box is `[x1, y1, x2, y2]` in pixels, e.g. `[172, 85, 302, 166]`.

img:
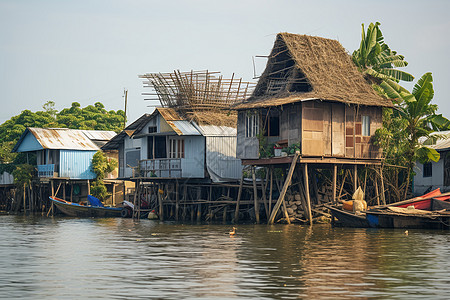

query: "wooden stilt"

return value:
[112, 184, 116, 207]
[70, 182, 73, 203]
[375, 176, 380, 206]
[175, 181, 179, 221]
[23, 183, 26, 213]
[304, 163, 313, 225]
[379, 166, 386, 205]
[196, 187, 201, 222]
[332, 164, 337, 204]
[87, 180, 90, 196]
[260, 170, 269, 220]
[354, 165, 358, 192]
[269, 167, 273, 216]
[251, 166, 260, 224]
[234, 170, 244, 223]
[268, 152, 299, 225]
[158, 184, 164, 221]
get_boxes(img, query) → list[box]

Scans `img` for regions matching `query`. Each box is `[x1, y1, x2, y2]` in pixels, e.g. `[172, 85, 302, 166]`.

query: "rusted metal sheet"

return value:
[23, 128, 114, 151]
[156, 107, 182, 121]
[165, 121, 200, 136]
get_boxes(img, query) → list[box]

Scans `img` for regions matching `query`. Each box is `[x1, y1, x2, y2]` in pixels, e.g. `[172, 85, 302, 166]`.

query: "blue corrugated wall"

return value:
[60, 150, 97, 179]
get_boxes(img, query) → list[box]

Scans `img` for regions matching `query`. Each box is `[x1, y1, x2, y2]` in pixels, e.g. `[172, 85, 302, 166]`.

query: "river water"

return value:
[1, 215, 450, 299]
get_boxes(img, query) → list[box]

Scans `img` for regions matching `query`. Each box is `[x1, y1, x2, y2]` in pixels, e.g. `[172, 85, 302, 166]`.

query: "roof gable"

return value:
[235, 33, 393, 109]
[13, 128, 116, 152]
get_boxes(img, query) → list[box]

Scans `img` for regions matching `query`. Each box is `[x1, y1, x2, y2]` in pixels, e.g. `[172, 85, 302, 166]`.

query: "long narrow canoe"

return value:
[324, 204, 369, 228]
[49, 196, 122, 218]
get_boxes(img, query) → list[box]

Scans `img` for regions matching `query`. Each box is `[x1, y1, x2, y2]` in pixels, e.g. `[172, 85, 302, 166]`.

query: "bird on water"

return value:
[229, 227, 237, 236]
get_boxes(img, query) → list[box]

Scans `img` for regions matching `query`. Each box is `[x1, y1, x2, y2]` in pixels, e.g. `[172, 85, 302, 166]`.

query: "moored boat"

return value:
[325, 204, 369, 228]
[49, 196, 122, 218]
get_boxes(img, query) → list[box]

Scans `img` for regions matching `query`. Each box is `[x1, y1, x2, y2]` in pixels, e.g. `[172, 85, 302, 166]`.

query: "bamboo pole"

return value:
[268, 152, 299, 225]
[354, 165, 358, 192]
[379, 166, 386, 205]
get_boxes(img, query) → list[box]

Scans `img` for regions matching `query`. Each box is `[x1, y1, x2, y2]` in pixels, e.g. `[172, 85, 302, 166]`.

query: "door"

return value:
[154, 136, 167, 159]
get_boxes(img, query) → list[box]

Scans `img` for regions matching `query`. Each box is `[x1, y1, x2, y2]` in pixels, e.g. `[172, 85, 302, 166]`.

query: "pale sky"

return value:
[1, 0, 449, 125]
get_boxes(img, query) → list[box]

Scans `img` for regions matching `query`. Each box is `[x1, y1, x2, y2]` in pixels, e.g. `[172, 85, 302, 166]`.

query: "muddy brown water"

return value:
[1, 215, 450, 299]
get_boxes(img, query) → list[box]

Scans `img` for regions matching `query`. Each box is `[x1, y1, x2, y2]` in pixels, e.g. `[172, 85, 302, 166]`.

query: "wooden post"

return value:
[196, 187, 201, 222]
[251, 166, 260, 224]
[158, 184, 164, 221]
[269, 167, 273, 216]
[112, 184, 116, 207]
[23, 183, 26, 213]
[260, 169, 269, 219]
[222, 205, 227, 223]
[87, 180, 90, 196]
[70, 182, 73, 203]
[353, 164, 358, 193]
[304, 163, 313, 225]
[63, 182, 66, 201]
[268, 152, 299, 225]
[375, 176, 380, 206]
[379, 166, 386, 205]
[332, 164, 337, 204]
[175, 181, 179, 221]
[234, 171, 244, 223]
[182, 184, 187, 221]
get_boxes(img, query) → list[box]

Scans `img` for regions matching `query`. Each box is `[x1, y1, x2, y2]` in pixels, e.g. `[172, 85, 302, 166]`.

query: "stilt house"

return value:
[234, 33, 393, 162]
[102, 70, 254, 183]
[232, 33, 393, 224]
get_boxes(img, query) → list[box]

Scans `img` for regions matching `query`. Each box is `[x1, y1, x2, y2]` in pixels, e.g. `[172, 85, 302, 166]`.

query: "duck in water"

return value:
[229, 227, 237, 236]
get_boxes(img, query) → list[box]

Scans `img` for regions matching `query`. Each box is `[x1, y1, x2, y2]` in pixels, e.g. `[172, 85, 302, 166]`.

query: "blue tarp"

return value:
[87, 195, 104, 207]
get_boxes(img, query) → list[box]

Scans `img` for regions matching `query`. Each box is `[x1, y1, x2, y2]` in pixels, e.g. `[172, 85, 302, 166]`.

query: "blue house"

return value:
[12, 128, 116, 179]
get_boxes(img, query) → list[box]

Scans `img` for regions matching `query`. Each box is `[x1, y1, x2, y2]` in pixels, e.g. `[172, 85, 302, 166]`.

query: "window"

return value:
[148, 126, 157, 133]
[423, 162, 432, 177]
[362, 115, 370, 136]
[245, 113, 259, 138]
[126, 148, 141, 168]
[169, 139, 185, 159]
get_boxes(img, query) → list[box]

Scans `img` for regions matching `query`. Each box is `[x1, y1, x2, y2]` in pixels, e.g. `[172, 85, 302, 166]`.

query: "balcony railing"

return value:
[135, 158, 182, 178]
[37, 164, 56, 178]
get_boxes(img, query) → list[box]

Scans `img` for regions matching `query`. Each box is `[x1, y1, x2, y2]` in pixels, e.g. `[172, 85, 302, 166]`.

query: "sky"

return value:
[1, 0, 449, 126]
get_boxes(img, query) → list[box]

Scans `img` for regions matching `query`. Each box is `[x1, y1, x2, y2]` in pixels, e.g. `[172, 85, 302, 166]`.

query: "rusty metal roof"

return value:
[156, 107, 182, 121]
[13, 128, 116, 152]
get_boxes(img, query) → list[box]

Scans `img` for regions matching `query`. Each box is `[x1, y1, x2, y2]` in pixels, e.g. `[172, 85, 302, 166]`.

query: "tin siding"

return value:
[16, 132, 43, 152]
[60, 150, 97, 179]
[182, 136, 205, 178]
[206, 136, 242, 182]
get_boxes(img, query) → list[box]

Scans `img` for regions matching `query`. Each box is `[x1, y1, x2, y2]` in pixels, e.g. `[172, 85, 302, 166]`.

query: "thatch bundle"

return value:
[235, 33, 392, 109]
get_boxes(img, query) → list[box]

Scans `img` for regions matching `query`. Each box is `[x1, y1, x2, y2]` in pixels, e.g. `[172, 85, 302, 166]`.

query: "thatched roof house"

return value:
[234, 33, 392, 161]
[236, 33, 392, 109]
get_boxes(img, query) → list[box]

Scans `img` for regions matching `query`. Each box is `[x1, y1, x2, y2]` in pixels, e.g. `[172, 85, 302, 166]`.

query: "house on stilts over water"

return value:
[101, 70, 256, 220]
[233, 33, 393, 224]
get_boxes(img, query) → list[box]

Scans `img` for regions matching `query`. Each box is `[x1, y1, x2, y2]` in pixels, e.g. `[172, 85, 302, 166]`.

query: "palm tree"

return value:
[352, 22, 414, 82]
[378, 73, 450, 197]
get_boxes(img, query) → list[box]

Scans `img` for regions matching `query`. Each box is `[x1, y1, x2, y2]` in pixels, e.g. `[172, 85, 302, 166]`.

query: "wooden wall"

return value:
[302, 101, 382, 159]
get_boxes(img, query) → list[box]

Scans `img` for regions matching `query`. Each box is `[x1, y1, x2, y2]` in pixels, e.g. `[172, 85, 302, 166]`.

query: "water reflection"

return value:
[1, 215, 449, 299]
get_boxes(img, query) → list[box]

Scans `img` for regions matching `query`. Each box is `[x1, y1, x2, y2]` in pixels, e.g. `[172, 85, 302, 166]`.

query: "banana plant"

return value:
[378, 72, 450, 197]
[352, 22, 414, 82]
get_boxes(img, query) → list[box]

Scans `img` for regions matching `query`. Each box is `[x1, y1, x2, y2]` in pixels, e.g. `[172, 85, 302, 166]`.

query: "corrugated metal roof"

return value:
[167, 120, 201, 135]
[24, 128, 114, 151]
[197, 125, 236, 136]
[426, 131, 450, 152]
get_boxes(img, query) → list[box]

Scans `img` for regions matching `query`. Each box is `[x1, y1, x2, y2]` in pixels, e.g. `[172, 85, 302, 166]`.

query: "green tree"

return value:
[90, 151, 118, 201]
[375, 73, 450, 198]
[352, 22, 414, 82]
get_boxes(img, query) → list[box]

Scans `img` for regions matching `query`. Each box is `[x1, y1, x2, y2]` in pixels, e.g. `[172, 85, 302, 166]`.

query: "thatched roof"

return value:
[234, 33, 393, 109]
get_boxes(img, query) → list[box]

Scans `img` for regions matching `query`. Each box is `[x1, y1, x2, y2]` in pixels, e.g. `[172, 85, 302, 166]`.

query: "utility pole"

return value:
[123, 89, 128, 129]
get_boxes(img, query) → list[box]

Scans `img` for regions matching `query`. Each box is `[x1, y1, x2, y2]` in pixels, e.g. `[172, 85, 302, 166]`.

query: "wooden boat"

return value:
[49, 196, 122, 218]
[324, 204, 369, 228]
[365, 189, 450, 229]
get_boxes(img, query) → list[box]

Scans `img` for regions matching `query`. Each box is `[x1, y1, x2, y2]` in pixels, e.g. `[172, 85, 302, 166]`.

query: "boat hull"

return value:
[50, 197, 122, 218]
[325, 204, 369, 228]
[365, 211, 450, 229]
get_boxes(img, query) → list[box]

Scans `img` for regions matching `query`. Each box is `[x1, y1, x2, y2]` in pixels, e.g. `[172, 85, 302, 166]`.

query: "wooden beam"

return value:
[268, 152, 299, 225]
[251, 166, 260, 224]
[354, 164, 358, 193]
[175, 181, 179, 221]
[379, 166, 386, 205]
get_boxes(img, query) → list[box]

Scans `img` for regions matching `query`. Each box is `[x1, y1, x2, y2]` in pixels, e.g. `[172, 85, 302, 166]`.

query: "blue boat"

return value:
[49, 195, 122, 218]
